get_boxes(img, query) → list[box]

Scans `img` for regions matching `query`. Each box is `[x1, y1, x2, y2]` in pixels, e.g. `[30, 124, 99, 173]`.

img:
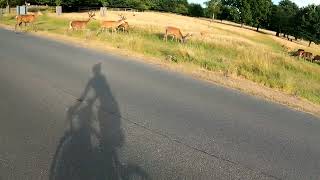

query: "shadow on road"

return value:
[49, 63, 149, 180]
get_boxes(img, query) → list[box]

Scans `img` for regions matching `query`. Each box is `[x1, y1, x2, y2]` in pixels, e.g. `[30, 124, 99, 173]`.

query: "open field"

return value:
[1, 11, 320, 113]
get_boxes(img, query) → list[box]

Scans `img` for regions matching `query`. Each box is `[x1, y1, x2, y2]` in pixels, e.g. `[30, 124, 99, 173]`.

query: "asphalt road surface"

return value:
[0, 28, 319, 180]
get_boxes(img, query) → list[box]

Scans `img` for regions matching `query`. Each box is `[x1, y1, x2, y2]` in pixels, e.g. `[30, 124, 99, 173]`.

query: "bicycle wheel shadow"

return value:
[49, 63, 150, 180]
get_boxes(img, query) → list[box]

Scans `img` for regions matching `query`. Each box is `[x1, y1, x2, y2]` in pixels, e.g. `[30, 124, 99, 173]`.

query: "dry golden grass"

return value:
[2, 11, 320, 116]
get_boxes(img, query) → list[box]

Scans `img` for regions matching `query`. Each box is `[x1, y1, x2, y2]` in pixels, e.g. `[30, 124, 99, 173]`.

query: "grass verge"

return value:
[1, 13, 320, 107]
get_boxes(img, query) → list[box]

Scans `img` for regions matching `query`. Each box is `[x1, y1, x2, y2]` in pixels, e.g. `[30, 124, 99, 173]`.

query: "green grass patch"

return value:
[2, 14, 320, 104]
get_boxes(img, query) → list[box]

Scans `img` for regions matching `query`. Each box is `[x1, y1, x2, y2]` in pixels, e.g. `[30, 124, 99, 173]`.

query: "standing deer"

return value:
[15, 12, 39, 32]
[98, 14, 127, 34]
[164, 26, 192, 43]
[68, 11, 96, 31]
[302, 51, 313, 61]
[293, 49, 305, 57]
[312, 55, 320, 63]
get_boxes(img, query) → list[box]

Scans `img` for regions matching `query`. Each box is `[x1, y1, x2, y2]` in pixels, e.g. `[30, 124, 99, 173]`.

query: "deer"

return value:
[312, 55, 320, 63]
[68, 11, 96, 31]
[164, 26, 192, 43]
[199, 30, 211, 40]
[302, 51, 313, 62]
[296, 49, 305, 57]
[15, 12, 40, 32]
[200, 31, 209, 37]
[98, 14, 127, 34]
[117, 21, 129, 32]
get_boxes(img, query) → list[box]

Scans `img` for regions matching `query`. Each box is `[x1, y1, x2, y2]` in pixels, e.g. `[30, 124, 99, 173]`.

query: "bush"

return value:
[188, 3, 204, 17]
[27, 6, 50, 12]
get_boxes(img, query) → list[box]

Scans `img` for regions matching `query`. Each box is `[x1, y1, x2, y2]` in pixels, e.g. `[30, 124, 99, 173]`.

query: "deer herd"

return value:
[13, 10, 320, 65]
[15, 10, 193, 44]
[294, 49, 320, 64]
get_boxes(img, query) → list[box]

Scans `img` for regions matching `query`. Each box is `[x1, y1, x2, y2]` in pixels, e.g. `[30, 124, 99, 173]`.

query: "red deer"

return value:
[199, 31, 211, 40]
[296, 49, 305, 57]
[302, 52, 313, 61]
[164, 26, 192, 43]
[117, 21, 129, 32]
[69, 11, 95, 31]
[15, 12, 39, 31]
[200, 31, 209, 37]
[313, 55, 320, 63]
[98, 14, 127, 34]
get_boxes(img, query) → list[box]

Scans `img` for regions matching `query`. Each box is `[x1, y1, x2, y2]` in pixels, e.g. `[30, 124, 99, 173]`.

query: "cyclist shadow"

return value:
[50, 63, 149, 180]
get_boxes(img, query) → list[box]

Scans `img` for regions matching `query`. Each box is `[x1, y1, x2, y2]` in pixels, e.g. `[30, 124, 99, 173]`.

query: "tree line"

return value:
[1, 0, 319, 46]
[206, 0, 320, 46]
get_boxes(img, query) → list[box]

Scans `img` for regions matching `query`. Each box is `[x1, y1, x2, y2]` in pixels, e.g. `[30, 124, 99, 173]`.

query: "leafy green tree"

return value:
[100, 0, 109, 7]
[278, 0, 298, 37]
[205, 0, 222, 19]
[221, 0, 252, 26]
[269, 4, 283, 36]
[0, 0, 6, 8]
[295, 5, 320, 46]
[55, 0, 62, 6]
[217, 5, 239, 22]
[239, 0, 252, 26]
[250, 0, 272, 31]
[188, 3, 204, 17]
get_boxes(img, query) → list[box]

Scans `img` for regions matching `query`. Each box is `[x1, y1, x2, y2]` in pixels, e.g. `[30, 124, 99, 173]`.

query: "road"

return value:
[0, 28, 319, 180]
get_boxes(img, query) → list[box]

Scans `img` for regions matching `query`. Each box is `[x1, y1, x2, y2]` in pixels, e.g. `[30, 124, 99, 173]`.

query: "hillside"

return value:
[59, 11, 320, 53]
[1, 10, 320, 115]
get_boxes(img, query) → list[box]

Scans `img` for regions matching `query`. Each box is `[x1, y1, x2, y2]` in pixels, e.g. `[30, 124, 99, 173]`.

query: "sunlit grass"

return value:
[1, 13, 320, 104]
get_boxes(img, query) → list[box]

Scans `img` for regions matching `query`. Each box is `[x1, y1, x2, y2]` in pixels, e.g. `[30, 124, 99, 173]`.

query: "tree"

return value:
[269, 4, 283, 36]
[239, 0, 252, 26]
[221, 0, 252, 26]
[250, 0, 272, 31]
[188, 3, 204, 17]
[295, 5, 320, 46]
[205, 0, 222, 19]
[217, 5, 239, 22]
[278, 0, 298, 38]
[149, 0, 188, 14]
[55, 0, 62, 6]
[100, 0, 109, 7]
[0, 0, 6, 8]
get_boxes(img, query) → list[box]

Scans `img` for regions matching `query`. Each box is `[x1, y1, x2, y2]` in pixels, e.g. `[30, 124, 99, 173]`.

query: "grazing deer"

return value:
[15, 13, 39, 31]
[313, 55, 320, 63]
[296, 49, 305, 57]
[69, 11, 95, 31]
[164, 26, 192, 43]
[200, 30, 211, 41]
[117, 21, 129, 32]
[302, 52, 313, 61]
[98, 14, 127, 34]
[200, 31, 209, 37]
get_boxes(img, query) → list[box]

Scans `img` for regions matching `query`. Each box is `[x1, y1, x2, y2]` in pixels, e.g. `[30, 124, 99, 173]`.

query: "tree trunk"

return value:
[6, 5, 10, 14]
[241, 23, 243, 28]
[256, 24, 260, 31]
[276, 31, 279, 37]
[283, 33, 286, 38]
[309, 41, 312, 47]
[295, 37, 298, 41]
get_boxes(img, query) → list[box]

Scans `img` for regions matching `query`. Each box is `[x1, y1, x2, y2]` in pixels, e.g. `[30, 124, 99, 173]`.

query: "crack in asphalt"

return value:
[51, 83, 281, 180]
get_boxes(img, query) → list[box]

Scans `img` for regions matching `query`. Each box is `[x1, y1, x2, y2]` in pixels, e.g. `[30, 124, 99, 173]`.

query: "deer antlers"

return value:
[88, 11, 96, 18]
[118, 14, 127, 21]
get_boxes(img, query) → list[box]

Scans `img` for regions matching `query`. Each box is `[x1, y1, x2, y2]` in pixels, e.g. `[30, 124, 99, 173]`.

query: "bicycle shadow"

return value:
[49, 63, 149, 180]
